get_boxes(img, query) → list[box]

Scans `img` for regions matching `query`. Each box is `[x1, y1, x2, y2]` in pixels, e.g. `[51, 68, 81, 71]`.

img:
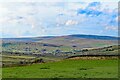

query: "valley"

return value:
[1, 34, 119, 78]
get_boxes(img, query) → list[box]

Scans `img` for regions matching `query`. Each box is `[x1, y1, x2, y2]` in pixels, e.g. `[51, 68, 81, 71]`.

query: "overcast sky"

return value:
[0, 0, 119, 38]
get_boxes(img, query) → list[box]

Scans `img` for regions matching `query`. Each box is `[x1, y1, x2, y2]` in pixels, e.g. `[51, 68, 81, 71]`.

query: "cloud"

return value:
[0, 2, 118, 38]
[77, 2, 118, 17]
[0, 4, 10, 17]
[25, 16, 37, 29]
[65, 20, 78, 26]
[67, 2, 89, 10]
[105, 26, 118, 31]
[76, 2, 102, 16]
[88, 2, 100, 7]
[77, 9, 102, 16]
[0, 0, 119, 2]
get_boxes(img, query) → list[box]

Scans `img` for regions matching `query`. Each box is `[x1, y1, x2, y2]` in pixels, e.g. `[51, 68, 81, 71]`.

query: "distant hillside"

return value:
[67, 34, 118, 40]
[2, 34, 118, 42]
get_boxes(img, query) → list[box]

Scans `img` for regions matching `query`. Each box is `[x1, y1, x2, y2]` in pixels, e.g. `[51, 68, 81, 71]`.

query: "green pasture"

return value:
[2, 59, 118, 78]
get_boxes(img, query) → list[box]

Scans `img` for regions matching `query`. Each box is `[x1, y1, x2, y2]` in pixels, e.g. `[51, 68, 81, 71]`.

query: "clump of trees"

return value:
[18, 58, 45, 66]
[106, 48, 114, 51]
[32, 58, 44, 63]
[82, 49, 88, 52]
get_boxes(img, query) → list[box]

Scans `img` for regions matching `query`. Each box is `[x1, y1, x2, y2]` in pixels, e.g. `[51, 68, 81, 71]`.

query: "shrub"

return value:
[32, 58, 44, 63]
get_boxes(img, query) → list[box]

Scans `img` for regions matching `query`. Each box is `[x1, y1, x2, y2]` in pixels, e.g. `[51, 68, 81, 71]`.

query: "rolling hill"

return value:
[2, 34, 119, 42]
[1, 34, 119, 67]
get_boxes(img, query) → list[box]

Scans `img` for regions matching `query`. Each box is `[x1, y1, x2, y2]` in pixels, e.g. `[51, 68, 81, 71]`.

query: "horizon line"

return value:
[1, 34, 119, 39]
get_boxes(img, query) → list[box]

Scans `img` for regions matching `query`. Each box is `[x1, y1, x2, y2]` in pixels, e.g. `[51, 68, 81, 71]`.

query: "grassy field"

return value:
[2, 59, 118, 78]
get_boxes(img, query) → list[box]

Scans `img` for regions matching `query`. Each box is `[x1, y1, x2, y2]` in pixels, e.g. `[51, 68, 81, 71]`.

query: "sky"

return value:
[0, 0, 119, 38]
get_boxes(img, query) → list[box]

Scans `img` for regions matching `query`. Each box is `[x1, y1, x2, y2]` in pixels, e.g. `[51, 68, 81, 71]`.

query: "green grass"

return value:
[2, 59, 118, 78]
[0, 69, 1, 79]
[92, 43, 108, 47]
